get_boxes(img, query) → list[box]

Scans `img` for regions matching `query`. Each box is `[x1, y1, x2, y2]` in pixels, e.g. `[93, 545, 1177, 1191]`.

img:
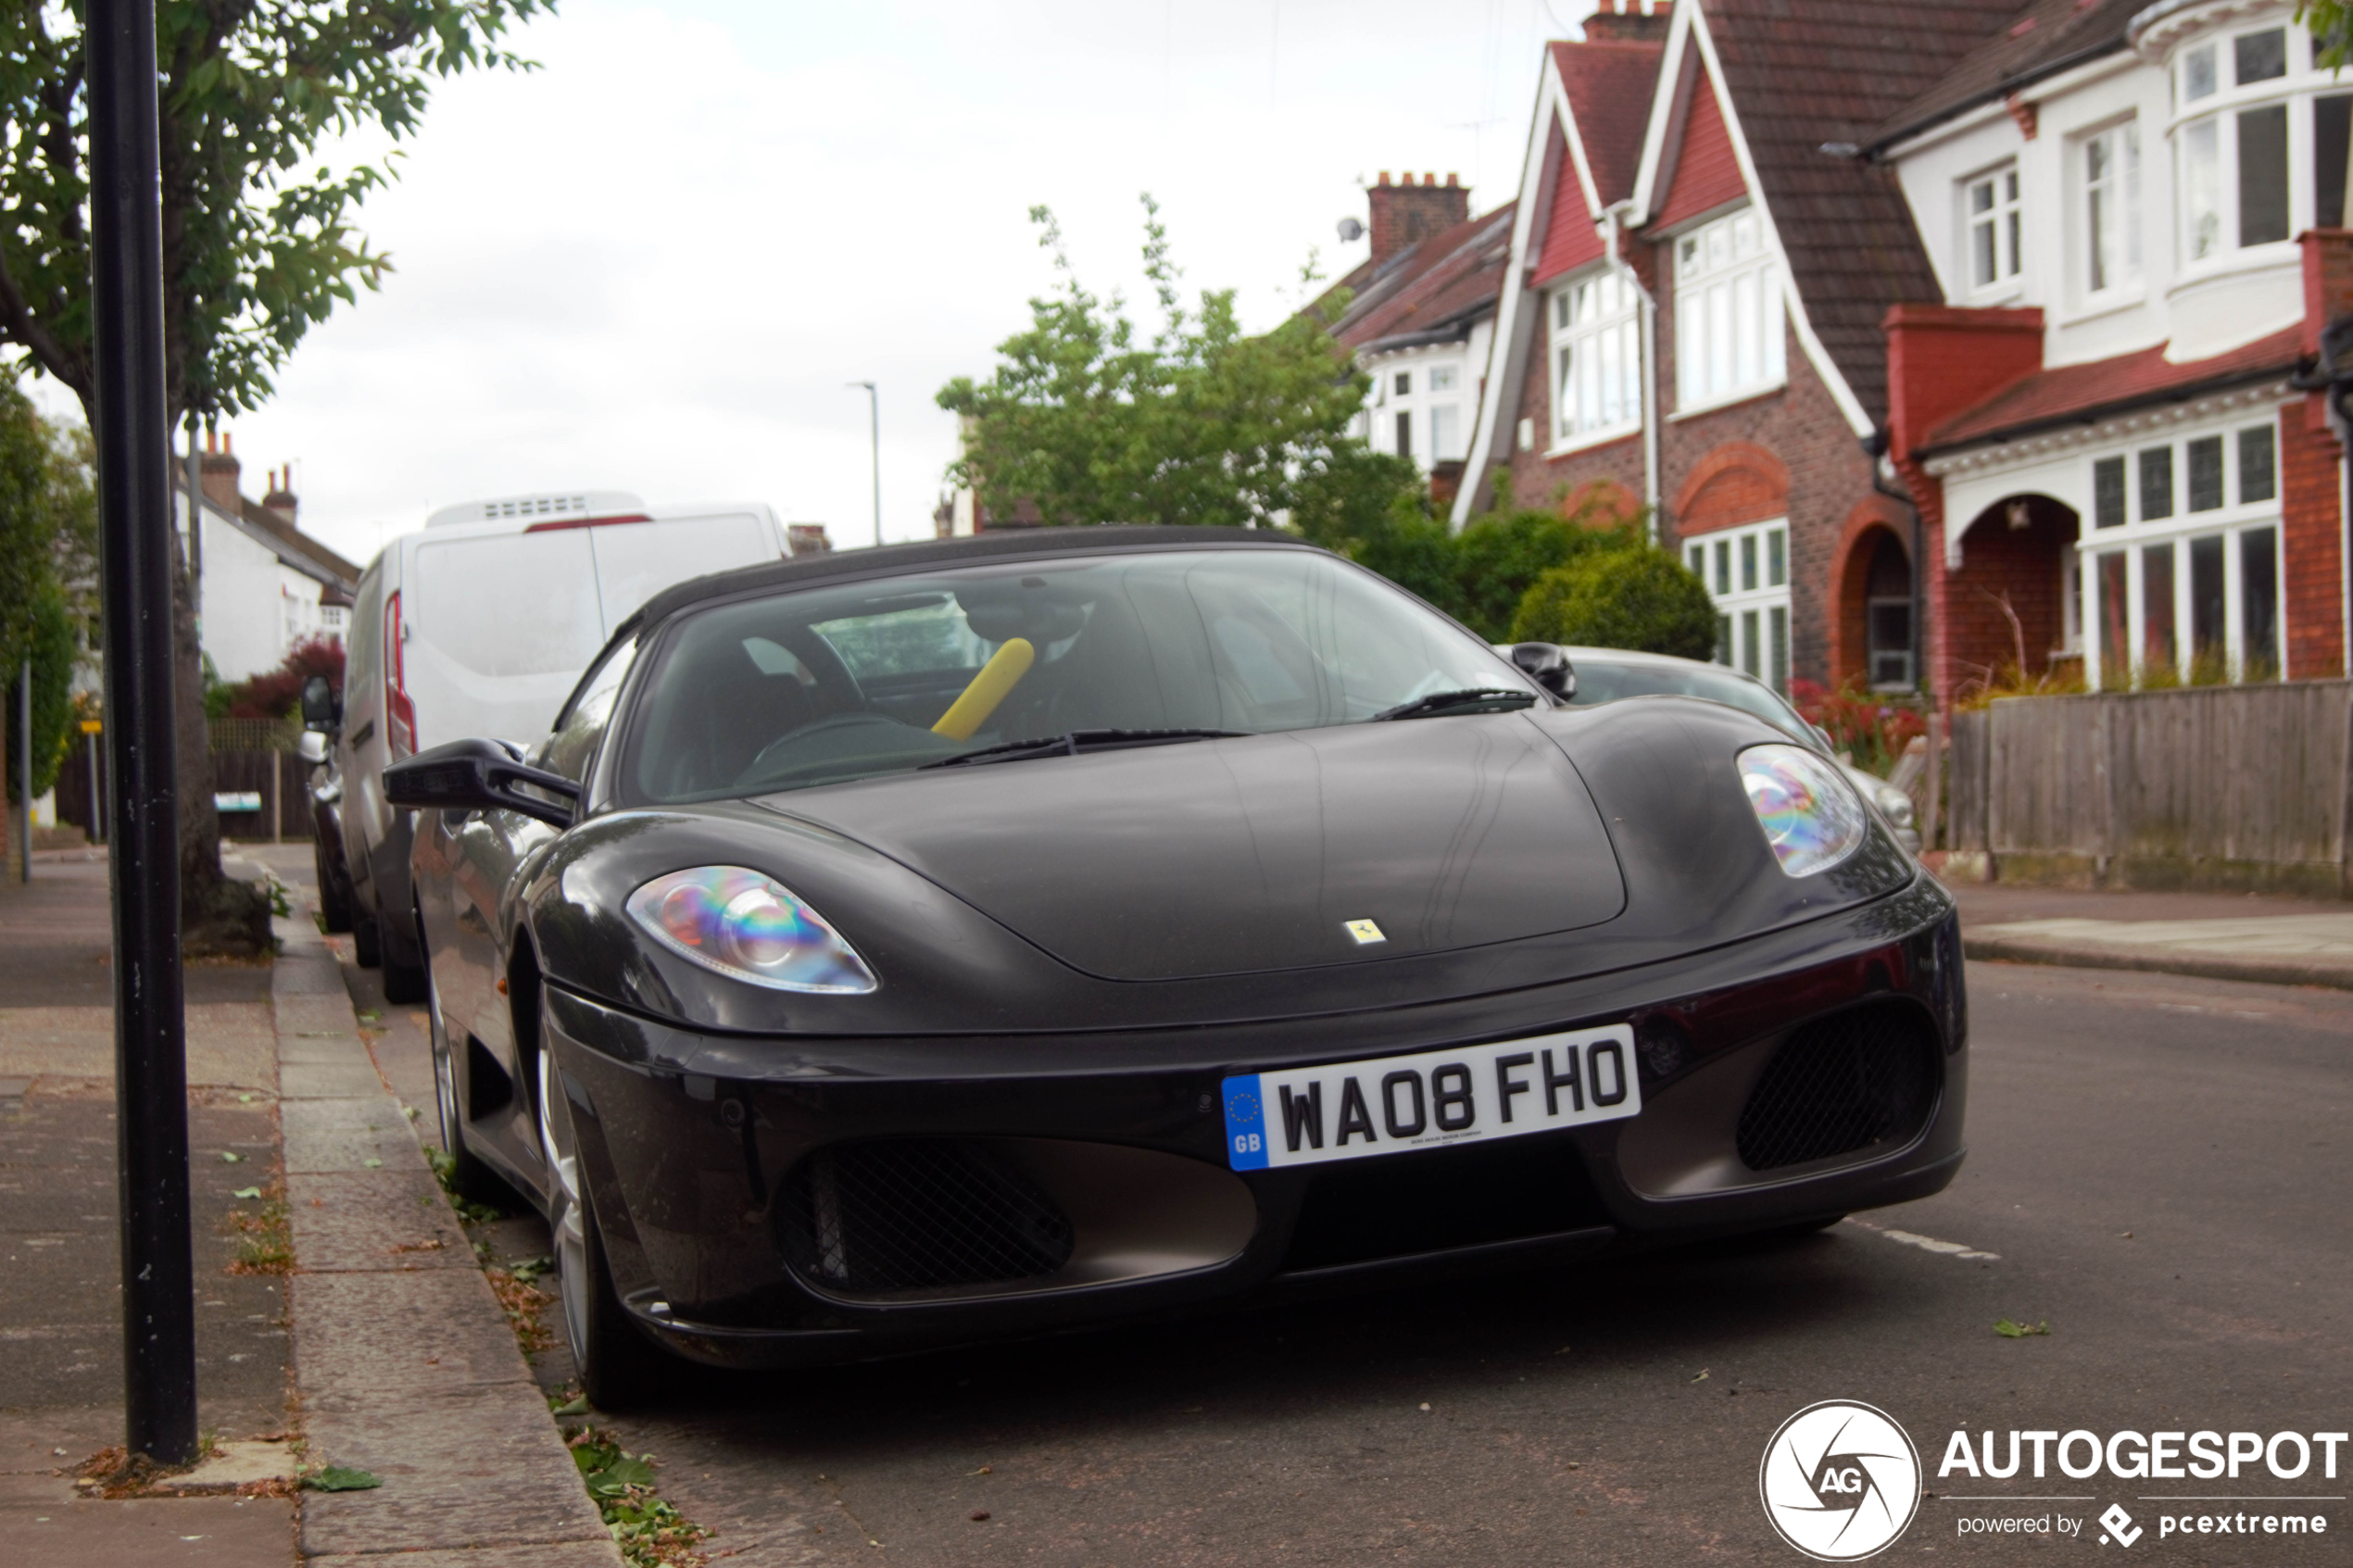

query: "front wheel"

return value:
[539, 1043, 670, 1410]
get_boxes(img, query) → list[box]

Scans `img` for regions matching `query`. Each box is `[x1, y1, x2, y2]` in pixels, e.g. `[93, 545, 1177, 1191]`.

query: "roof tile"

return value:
[1924, 326, 2305, 449]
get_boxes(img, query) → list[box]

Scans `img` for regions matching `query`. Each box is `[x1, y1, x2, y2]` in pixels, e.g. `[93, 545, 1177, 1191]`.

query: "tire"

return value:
[538, 1036, 669, 1410]
[314, 843, 354, 934]
[353, 909, 383, 968]
[428, 972, 512, 1210]
[382, 949, 428, 1004]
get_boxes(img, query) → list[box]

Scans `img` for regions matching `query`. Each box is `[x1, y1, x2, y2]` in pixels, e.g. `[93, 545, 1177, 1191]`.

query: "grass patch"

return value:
[424, 1147, 505, 1224]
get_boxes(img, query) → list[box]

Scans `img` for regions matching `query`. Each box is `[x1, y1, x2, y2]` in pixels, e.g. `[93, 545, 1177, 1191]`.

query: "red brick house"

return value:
[1868, 0, 2351, 697]
[1458, 0, 2029, 695]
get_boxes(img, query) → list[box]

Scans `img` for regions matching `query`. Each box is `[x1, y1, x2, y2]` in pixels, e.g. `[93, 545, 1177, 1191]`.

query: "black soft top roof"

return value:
[623, 524, 1316, 637]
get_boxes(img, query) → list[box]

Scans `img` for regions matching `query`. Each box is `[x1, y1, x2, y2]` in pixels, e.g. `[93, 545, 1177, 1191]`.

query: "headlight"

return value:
[1740, 745, 1867, 877]
[624, 867, 878, 994]
[1873, 782, 1917, 831]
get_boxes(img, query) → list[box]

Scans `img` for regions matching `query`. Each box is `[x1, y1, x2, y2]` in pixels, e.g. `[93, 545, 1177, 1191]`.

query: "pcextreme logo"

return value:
[1760, 1400, 1924, 1562]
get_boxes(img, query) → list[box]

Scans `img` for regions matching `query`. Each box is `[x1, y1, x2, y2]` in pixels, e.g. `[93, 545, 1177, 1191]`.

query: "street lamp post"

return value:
[849, 381, 879, 547]
[89, 0, 200, 1464]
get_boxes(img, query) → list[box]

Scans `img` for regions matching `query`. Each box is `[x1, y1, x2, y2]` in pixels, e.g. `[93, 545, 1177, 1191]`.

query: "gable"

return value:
[1655, 61, 1746, 231]
[1531, 125, 1602, 285]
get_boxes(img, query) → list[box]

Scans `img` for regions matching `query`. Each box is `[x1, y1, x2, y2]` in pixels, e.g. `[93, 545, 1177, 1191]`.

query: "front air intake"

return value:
[1735, 1002, 1940, 1172]
[778, 1140, 1075, 1296]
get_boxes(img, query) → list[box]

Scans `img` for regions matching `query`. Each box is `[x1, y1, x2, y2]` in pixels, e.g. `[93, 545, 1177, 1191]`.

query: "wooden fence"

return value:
[55, 740, 314, 845]
[1946, 681, 2352, 896]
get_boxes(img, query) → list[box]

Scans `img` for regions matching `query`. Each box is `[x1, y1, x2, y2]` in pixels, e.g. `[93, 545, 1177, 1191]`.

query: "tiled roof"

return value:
[1923, 326, 2305, 450]
[1701, 0, 2027, 422]
[237, 498, 362, 591]
[1862, 0, 2143, 155]
[1330, 202, 1518, 354]
[1551, 39, 1664, 208]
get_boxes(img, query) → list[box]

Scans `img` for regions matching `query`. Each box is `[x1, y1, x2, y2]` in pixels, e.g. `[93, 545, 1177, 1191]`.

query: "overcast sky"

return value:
[39, 0, 1608, 569]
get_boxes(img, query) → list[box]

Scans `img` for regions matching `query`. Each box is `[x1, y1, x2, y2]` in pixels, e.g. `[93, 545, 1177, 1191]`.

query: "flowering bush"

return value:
[1788, 678, 1924, 777]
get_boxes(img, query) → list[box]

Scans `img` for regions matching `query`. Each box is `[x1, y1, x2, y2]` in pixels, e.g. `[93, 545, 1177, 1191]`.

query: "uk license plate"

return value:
[1221, 1025, 1640, 1172]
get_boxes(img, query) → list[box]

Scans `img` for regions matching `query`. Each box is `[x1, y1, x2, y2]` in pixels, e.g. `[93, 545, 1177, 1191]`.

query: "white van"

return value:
[325, 492, 798, 997]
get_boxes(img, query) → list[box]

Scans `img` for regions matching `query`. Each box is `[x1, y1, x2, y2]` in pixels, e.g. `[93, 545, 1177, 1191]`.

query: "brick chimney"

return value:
[262, 465, 298, 525]
[1584, 0, 1669, 42]
[1367, 172, 1470, 265]
[199, 429, 242, 515]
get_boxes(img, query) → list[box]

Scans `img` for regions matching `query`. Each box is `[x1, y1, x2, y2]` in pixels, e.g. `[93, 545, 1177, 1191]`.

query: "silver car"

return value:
[1500, 644, 1921, 853]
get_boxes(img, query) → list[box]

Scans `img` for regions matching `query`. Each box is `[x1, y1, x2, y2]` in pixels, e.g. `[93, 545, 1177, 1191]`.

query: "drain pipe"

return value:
[1865, 428, 1937, 847]
[1604, 200, 1662, 535]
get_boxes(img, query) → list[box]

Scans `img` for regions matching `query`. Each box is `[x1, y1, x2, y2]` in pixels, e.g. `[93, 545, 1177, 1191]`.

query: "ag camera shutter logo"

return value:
[1760, 1400, 1922, 1561]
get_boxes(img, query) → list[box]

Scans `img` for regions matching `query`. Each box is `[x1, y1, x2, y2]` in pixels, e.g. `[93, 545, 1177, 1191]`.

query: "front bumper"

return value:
[545, 874, 1967, 1368]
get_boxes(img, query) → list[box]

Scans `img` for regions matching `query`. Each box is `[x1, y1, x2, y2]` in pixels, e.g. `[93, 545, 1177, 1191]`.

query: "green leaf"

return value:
[232, 1185, 262, 1199]
[362, 1158, 383, 1169]
[220, 1150, 242, 1163]
[1993, 1319, 2052, 1338]
[303, 1464, 383, 1492]
[550, 1395, 590, 1417]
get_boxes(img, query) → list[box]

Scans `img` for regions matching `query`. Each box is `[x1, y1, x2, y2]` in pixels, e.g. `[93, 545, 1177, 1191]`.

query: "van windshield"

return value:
[623, 547, 1529, 802]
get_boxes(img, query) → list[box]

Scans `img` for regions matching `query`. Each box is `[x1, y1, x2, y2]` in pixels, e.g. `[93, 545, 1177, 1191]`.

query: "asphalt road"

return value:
[321, 893, 2349, 1566]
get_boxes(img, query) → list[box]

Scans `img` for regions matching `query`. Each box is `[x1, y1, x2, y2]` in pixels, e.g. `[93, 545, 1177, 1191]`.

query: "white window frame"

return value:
[2079, 417, 2286, 687]
[1963, 162, 2022, 296]
[2170, 20, 2309, 277]
[1685, 518, 1791, 692]
[1548, 265, 1642, 453]
[1364, 353, 1466, 470]
[2076, 118, 2143, 308]
[1671, 207, 1785, 416]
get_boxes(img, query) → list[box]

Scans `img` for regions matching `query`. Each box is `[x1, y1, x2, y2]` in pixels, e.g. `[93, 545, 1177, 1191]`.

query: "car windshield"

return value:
[1563, 655, 1813, 745]
[623, 546, 1529, 801]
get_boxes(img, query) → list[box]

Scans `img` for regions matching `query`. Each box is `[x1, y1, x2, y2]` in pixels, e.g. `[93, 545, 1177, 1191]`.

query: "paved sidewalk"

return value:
[0, 852, 296, 1563]
[0, 847, 621, 1565]
[1947, 880, 2353, 989]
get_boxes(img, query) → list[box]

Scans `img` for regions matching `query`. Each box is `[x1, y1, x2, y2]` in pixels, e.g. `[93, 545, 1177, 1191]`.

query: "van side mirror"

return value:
[1506, 642, 1576, 698]
[384, 738, 580, 830]
[300, 675, 341, 731]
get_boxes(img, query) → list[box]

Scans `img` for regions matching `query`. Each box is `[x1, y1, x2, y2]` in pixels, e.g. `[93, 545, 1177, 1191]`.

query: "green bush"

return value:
[2, 584, 81, 802]
[1451, 508, 1637, 642]
[1510, 546, 1720, 660]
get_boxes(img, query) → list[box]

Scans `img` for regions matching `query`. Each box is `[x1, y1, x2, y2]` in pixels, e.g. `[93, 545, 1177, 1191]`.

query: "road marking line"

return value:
[1843, 1215, 1999, 1261]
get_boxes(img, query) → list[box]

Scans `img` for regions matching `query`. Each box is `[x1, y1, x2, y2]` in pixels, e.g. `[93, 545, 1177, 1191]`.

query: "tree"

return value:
[938, 198, 1413, 533]
[0, 370, 94, 807]
[1510, 546, 1721, 660]
[220, 633, 343, 720]
[0, 0, 549, 950]
[2303, 1, 2353, 66]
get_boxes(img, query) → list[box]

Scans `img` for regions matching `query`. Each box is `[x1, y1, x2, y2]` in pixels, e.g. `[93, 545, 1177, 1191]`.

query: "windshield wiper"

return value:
[1371, 687, 1540, 722]
[920, 728, 1250, 770]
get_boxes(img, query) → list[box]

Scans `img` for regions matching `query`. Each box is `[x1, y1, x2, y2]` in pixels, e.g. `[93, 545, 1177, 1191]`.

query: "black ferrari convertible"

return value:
[387, 526, 1966, 1406]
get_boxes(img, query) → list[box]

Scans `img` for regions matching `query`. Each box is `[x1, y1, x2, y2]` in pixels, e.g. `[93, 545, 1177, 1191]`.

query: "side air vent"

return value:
[778, 1140, 1075, 1297]
[1736, 1002, 1940, 1172]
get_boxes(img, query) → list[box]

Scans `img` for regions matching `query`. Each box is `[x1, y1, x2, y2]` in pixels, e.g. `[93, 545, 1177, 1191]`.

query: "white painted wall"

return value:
[1888, 0, 2315, 372]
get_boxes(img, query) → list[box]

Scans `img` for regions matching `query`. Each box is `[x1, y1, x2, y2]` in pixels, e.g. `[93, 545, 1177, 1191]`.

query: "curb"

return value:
[1960, 934, 2353, 992]
[272, 912, 623, 1564]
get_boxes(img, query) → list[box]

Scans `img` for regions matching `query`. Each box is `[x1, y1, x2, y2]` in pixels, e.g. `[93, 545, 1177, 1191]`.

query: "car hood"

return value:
[755, 715, 1627, 983]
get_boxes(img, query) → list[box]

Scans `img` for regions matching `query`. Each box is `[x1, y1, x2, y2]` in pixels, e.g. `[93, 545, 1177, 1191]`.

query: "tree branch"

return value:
[0, 248, 89, 411]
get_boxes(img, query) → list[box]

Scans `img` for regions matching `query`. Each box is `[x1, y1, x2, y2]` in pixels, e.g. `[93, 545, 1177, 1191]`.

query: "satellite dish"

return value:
[1337, 217, 1365, 244]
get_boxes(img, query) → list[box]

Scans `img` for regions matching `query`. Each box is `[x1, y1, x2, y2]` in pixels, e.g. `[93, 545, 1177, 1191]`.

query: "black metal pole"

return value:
[89, 0, 198, 1465]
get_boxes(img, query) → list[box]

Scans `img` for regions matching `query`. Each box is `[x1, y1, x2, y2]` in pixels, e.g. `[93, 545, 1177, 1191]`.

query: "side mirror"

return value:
[300, 675, 341, 731]
[296, 730, 330, 765]
[384, 737, 580, 830]
[1506, 642, 1576, 698]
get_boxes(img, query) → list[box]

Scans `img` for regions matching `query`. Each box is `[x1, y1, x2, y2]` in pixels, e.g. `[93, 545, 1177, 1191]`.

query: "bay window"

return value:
[1685, 518, 1791, 691]
[2081, 417, 2285, 687]
[1673, 207, 1784, 411]
[2172, 22, 2322, 268]
[1551, 267, 1641, 446]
